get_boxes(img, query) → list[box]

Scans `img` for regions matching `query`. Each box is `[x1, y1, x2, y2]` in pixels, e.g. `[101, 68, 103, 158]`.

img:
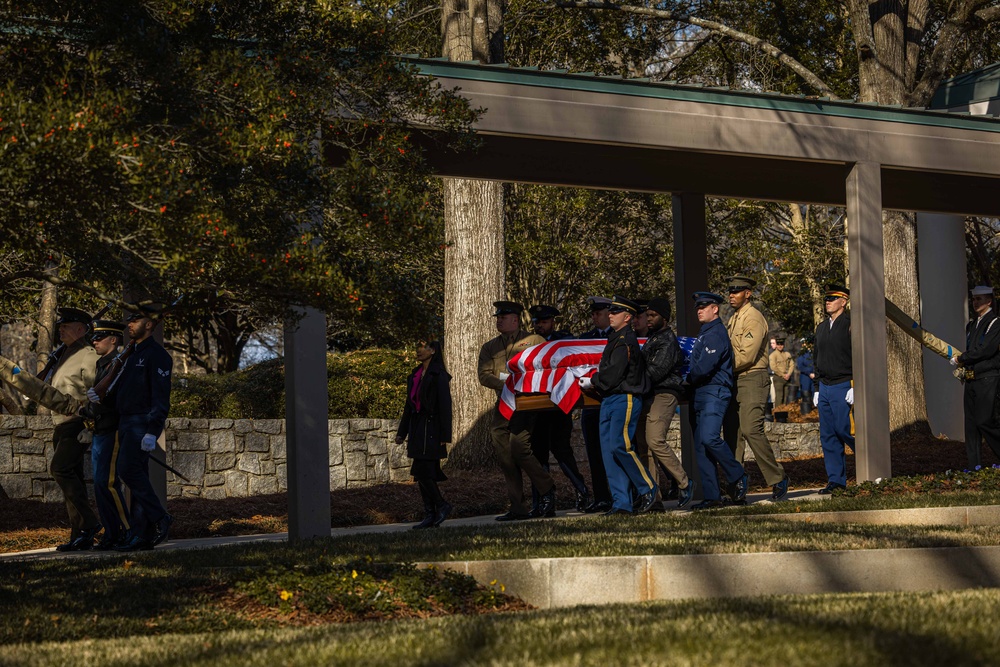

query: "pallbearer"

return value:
[579, 296, 656, 515]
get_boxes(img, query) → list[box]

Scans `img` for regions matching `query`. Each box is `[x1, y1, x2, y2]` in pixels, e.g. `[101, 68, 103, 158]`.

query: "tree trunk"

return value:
[34, 273, 58, 415]
[441, 0, 507, 469]
[883, 210, 929, 434]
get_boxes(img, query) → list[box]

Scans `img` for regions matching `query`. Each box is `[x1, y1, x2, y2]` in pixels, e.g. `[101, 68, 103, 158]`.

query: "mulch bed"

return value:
[3, 429, 997, 553]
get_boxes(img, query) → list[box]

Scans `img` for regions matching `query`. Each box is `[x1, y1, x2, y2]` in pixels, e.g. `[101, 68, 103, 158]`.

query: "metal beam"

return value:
[284, 307, 331, 541]
[846, 162, 891, 482]
[672, 192, 708, 498]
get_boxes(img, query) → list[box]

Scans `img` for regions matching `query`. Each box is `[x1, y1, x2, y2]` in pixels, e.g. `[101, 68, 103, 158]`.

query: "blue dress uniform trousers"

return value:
[818, 380, 855, 486]
[117, 414, 169, 531]
[599, 394, 655, 512]
[692, 385, 743, 501]
[91, 431, 131, 543]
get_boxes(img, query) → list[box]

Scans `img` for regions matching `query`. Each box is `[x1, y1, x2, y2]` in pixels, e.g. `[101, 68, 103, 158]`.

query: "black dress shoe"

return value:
[689, 499, 724, 511]
[818, 482, 846, 495]
[55, 524, 101, 552]
[603, 508, 631, 516]
[727, 473, 750, 505]
[635, 489, 658, 514]
[150, 514, 174, 546]
[584, 500, 612, 514]
[575, 490, 591, 512]
[93, 536, 122, 551]
[115, 534, 153, 552]
[537, 489, 556, 518]
[495, 511, 530, 522]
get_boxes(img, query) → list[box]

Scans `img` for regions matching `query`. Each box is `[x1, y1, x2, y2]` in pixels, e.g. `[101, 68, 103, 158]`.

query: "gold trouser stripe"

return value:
[622, 395, 654, 489]
[849, 380, 855, 437]
[108, 433, 130, 530]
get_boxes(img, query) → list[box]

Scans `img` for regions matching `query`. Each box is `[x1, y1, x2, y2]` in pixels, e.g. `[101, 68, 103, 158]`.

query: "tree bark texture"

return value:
[882, 210, 929, 434]
[441, 0, 508, 469]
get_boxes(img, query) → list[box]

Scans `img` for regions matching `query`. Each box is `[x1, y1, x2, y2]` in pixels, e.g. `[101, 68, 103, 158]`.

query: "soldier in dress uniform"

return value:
[952, 285, 1000, 469]
[687, 292, 749, 510]
[478, 301, 557, 521]
[578, 296, 656, 515]
[528, 305, 590, 513]
[578, 296, 614, 513]
[812, 285, 855, 494]
[722, 275, 789, 501]
[769, 337, 794, 405]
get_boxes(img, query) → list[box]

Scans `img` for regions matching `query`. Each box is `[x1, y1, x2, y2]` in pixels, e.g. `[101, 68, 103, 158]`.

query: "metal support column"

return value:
[284, 307, 331, 541]
[672, 192, 708, 495]
[845, 162, 891, 481]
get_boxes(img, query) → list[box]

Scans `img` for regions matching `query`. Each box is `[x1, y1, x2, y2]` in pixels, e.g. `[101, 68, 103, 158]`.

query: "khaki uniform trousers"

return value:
[772, 376, 789, 405]
[723, 371, 786, 486]
[635, 393, 689, 501]
[490, 408, 555, 515]
[50, 419, 100, 537]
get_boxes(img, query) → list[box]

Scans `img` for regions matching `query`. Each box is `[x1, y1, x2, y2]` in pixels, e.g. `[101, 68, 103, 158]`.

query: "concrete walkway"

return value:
[7, 489, 1000, 607]
[0, 487, 826, 561]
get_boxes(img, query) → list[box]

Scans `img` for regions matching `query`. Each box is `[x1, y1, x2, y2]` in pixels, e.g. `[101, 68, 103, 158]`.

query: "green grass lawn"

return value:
[3, 589, 1000, 666]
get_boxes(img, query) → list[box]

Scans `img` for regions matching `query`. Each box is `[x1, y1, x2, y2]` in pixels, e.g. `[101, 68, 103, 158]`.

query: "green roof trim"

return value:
[931, 63, 1000, 109]
[408, 57, 1000, 134]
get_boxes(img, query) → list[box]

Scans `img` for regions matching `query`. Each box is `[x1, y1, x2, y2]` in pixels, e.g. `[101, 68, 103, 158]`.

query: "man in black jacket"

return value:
[578, 296, 614, 513]
[103, 310, 174, 551]
[639, 298, 693, 508]
[953, 285, 1000, 468]
[579, 296, 656, 515]
[813, 286, 854, 494]
[528, 305, 590, 513]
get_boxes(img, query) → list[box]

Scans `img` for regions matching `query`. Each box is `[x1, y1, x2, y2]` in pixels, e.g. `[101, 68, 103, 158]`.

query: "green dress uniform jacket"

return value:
[726, 303, 769, 377]
[477, 330, 546, 395]
[48, 340, 99, 425]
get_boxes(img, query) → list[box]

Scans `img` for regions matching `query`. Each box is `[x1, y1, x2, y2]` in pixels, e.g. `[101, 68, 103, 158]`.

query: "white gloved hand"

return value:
[498, 372, 510, 382]
[949, 355, 959, 367]
[77, 429, 93, 445]
[813, 392, 819, 407]
[845, 388, 854, 405]
[141, 433, 157, 452]
[87, 388, 100, 404]
[579, 376, 593, 389]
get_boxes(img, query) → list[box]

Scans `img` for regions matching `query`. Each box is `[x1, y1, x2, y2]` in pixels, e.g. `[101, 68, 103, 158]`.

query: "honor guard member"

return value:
[951, 286, 1000, 468]
[528, 305, 590, 513]
[687, 292, 749, 510]
[812, 285, 855, 494]
[579, 296, 657, 515]
[638, 297, 693, 508]
[478, 301, 557, 521]
[82, 320, 131, 550]
[578, 296, 614, 513]
[722, 276, 789, 501]
[632, 300, 650, 338]
[48, 307, 102, 551]
[769, 337, 794, 405]
[101, 309, 175, 551]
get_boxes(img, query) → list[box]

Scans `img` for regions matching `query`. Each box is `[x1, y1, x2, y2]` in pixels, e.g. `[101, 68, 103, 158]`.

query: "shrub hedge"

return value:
[170, 348, 418, 419]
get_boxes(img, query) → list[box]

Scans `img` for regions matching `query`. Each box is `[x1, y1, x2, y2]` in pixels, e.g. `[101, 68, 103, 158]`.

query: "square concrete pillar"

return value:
[284, 307, 331, 541]
[845, 162, 891, 481]
[672, 192, 708, 495]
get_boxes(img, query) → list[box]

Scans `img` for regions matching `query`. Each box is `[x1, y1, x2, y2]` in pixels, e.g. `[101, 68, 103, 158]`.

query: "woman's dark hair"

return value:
[425, 340, 447, 373]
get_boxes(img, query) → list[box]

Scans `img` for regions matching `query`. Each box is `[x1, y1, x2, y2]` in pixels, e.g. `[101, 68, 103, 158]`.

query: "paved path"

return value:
[0, 488, 828, 562]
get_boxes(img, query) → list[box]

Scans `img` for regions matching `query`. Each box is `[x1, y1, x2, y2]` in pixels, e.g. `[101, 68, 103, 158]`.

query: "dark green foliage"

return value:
[236, 558, 505, 618]
[842, 465, 1000, 498]
[170, 349, 416, 419]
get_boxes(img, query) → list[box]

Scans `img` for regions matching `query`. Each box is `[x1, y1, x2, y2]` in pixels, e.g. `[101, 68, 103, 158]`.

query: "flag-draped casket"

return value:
[498, 337, 697, 419]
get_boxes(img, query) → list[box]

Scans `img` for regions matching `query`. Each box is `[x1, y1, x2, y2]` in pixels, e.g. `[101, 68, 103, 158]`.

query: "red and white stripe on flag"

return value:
[498, 339, 610, 419]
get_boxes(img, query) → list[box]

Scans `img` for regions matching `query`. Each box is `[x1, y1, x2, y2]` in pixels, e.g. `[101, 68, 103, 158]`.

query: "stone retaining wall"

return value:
[0, 414, 821, 501]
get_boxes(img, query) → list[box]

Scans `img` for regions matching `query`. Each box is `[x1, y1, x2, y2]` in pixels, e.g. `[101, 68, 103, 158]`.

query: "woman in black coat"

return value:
[394, 340, 453, 529]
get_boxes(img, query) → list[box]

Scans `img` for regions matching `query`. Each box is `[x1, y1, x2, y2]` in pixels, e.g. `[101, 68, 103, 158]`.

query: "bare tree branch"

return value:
[552, 0, 837, 97]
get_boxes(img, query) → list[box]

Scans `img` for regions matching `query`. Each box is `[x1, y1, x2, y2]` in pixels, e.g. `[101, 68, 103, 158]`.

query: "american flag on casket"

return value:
[498, 336, 697, 419]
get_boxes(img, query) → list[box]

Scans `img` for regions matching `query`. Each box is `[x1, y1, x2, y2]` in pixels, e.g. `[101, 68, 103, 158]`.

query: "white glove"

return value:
[812, 392, 819, 407]
[87, 388, 100, 404]
[845, 388, 854, 405]
[141, 433, 158, 452]
[949, 355, 958, 366]
[498, 372, 509, 382]
[579, 377, 593, 389]
[77, 429, 93, 445]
